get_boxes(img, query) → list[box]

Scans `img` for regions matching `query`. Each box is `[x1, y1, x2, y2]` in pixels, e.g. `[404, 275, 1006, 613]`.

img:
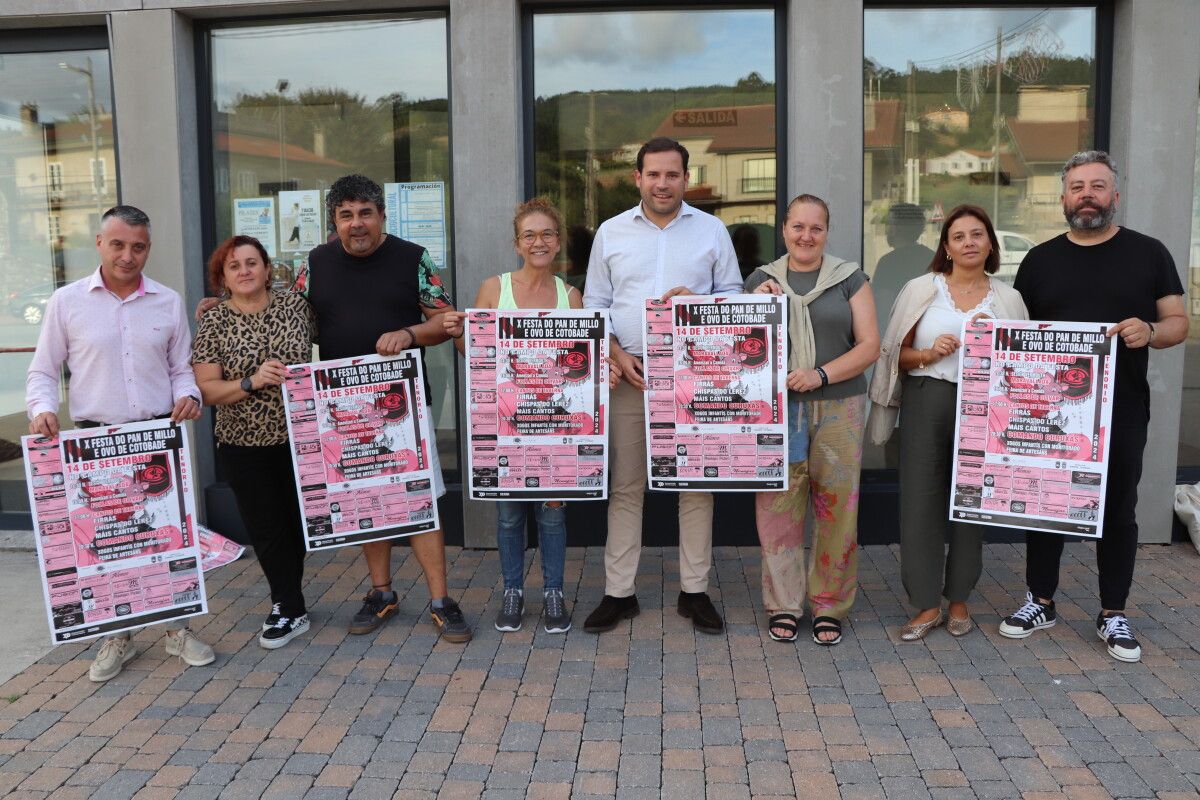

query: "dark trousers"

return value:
[898, 376, 982, 608]
[219, 442, 308, 617]
[1025, 421, 1148, 611]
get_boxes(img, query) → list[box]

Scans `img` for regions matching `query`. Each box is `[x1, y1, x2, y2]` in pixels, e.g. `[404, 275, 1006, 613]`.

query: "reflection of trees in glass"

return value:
[534, 78, 774, 230]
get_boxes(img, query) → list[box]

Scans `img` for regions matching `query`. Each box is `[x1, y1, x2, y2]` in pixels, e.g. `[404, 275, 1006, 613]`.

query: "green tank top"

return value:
[497, 271, 571, 310]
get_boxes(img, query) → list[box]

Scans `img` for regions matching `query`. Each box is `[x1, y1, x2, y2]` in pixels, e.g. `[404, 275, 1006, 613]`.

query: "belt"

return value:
[74, 413, 172, 429]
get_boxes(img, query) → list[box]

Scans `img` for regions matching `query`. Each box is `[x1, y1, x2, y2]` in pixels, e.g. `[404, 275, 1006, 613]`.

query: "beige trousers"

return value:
[605, 379, 714, 597]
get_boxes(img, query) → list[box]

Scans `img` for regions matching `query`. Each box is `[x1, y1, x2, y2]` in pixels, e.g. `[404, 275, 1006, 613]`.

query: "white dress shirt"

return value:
[26, 268, 199, 424]
[583, 201, 742, 356]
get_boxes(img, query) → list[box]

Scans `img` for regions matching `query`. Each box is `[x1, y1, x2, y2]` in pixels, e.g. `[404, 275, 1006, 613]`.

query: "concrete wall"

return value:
[1109, 0, 1200, 543]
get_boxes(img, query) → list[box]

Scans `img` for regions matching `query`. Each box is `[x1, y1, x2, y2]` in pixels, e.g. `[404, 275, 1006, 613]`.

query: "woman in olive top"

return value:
[745, 194, 880, 645]
[192, 235, 316, 649]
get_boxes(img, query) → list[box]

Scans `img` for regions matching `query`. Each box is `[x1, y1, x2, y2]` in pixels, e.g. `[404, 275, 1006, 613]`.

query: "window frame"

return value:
[521, 1, 789, 247]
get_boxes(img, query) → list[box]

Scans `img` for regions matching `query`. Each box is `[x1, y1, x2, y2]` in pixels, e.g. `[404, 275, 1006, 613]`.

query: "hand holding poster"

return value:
[643, 295, 788, 491]
[950, 318, 1116, 537]
[465, 309, 609, 499]
[22, 420, 207, 644]
[282, 351, 440, 549]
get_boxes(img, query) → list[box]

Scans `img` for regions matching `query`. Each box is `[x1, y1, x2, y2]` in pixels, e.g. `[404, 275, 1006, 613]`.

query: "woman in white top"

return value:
[868, 205, 1028, 641]
[443, 198, 608, 636]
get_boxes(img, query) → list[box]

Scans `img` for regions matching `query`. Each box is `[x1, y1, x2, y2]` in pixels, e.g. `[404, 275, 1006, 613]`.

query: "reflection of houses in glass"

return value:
[213, 118, 350, 198]
[925, 148, 995, 176]
[2, 104, 118, 285]
[864, 98, 903, 200]
[647, 104, 776, 225]
[920, 105, 969, 132]
[1004, 85, 1092, 221]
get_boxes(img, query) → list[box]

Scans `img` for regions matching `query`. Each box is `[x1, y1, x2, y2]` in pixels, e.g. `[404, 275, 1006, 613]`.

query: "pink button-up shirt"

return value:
[26, 268, 199, 424]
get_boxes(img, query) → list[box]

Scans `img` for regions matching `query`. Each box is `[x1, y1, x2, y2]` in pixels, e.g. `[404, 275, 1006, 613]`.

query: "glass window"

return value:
[863, 6, 1099, 469]
[1181, 90, 1200, 471]
[531, 7, 779, 282]
[0, 44, 118, 518]
[206, 14, 457, 470]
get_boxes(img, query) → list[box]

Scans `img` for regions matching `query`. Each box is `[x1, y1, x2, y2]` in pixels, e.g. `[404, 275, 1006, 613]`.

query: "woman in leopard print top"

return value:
[192, 235, 316, 649]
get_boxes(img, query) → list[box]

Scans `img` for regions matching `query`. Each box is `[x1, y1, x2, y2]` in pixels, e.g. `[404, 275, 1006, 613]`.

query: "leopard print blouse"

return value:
[191, 291, 316, 446]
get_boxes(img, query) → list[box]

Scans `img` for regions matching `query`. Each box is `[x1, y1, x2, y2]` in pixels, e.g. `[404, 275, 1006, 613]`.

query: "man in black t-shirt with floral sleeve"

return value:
[998, 151, 1187, 663]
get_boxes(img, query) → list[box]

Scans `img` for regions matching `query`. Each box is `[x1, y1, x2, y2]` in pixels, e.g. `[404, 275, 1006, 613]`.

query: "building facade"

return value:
[0, 1, 1196, 549]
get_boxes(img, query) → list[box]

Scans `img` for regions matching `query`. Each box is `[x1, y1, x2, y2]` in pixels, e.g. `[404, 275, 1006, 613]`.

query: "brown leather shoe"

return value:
[677, 591, 724, 635]
[583, 594, 640, 633]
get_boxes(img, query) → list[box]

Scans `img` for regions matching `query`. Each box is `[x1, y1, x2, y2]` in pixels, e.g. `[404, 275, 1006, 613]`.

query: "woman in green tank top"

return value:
[442, 199, 616, 635]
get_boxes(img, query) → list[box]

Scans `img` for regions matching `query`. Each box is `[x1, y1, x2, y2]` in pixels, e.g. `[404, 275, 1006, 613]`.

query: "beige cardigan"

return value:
[865, 272, 1029, 445]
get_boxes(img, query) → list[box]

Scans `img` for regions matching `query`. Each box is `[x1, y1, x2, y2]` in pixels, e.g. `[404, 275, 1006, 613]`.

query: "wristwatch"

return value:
[240, 377, 255, 393]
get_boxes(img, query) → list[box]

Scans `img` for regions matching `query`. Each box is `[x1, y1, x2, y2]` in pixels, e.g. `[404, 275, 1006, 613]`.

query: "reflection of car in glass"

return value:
[6, 283, 54, 325]
[993, 230, 1037, 285]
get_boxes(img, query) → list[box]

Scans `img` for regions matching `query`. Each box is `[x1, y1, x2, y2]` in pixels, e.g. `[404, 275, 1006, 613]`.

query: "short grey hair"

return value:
[101, 205, 152, 233]
[1060, 150, 1119, 187]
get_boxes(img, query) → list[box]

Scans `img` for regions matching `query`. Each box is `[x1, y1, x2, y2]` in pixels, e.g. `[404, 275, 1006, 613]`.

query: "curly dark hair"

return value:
[325, 174, 385, 219]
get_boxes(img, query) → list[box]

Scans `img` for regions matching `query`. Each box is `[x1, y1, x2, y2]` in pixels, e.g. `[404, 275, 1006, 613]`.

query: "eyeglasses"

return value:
[519, 230, 560, 245]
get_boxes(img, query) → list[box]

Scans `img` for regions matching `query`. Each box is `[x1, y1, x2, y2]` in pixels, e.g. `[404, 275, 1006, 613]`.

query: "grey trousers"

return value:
[898, 376, 982, 609]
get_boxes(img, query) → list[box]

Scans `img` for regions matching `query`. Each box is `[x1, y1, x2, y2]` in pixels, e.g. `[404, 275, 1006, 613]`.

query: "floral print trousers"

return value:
[755, 394, 865, 620]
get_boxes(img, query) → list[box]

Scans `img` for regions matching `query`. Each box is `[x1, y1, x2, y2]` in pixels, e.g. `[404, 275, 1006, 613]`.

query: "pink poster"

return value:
[282, 352, 439, 550]
[950, 318, 1116, 538]
[643, 295, 788, 491]
[465, 309, 610, 500]
[197, 525, 244, 571]
[22, 420, 206, 645]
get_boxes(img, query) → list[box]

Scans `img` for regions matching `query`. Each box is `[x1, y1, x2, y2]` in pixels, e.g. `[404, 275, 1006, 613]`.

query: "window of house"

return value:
[742, 157, 776, 194]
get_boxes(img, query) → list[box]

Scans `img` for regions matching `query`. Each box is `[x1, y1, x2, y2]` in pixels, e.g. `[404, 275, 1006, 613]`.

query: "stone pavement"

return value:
[1, 541, 1200, 800]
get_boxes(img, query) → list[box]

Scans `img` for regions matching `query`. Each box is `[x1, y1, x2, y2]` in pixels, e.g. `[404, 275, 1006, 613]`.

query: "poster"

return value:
[642, 295, 788, 491]
[282, 352, 440, 550]
[384, 182, 448, 269]
[233, 197, 277, 257]
[197, 525, 244, 572]
[22, 420, 207, 645]
[950, 318, 1117, 538]
[465, 309, 609, 500]
[278, 189, 323, 254]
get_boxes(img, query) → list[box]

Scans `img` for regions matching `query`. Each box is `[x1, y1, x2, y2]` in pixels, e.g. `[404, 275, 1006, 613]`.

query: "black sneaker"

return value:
[999, 591, 1057, 639]
[1097, 612, 1142, 662]
[263, 602, 282, 632]
[259, 614, 310, 649]
[543, 588, 571, 634]
[431, 598, 472, 643]
[348, 590, 398, 635]
[495, 588, 524, 632]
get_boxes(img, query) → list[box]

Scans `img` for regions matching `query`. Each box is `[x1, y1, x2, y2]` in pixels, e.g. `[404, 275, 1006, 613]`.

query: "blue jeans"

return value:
[496, 501, 567, 591]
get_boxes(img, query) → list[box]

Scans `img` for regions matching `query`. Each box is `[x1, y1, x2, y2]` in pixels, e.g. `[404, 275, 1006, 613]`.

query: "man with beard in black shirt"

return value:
[998, 151, 1187, 662]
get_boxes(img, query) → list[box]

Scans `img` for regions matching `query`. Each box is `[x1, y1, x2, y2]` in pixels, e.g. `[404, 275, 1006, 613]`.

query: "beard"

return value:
[1064, 199, 1115, 231]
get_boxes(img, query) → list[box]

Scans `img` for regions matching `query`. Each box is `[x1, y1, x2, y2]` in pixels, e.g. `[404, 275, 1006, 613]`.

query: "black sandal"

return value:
[812, 616, 842, 646]
[767, 613, 799, 642]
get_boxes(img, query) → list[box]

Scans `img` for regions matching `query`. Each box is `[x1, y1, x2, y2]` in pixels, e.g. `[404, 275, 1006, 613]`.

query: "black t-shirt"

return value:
[303, 234, 444, 398]
[1013, 227, 1184, 422]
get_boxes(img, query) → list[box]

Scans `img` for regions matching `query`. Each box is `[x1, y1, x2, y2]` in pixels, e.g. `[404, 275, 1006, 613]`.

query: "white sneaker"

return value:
[164, 627, 215, 667]
[1097, 613, 1142, 663]
[89, 634, 136, 682]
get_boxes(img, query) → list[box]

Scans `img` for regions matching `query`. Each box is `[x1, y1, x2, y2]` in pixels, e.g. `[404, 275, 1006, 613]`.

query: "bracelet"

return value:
[815, 366, 829, 387]
[402, 326, 417, 349]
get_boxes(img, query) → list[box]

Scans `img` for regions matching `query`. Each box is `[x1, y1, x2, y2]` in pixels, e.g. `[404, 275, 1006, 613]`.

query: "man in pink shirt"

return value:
[26, 205, 215, 682]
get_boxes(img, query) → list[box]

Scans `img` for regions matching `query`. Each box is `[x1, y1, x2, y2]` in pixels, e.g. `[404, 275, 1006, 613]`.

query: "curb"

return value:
[0, 530, 35, 553]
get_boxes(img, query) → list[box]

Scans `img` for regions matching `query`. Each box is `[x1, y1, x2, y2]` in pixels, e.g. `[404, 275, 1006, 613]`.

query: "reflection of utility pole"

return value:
[904, 61, 919, 204]
[584, 92, 597, 230]
[276, 79, 290, 186]
[992, 26, 1003, 222]
[59, 56, 101, 220]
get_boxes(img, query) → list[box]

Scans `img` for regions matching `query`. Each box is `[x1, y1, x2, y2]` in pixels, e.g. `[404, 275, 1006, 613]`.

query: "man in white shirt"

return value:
[582, 137, 743, 634]
[27, 205, 214, 682]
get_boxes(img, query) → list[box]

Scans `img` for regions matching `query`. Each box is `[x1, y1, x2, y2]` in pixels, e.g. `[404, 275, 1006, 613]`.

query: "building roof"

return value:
[217, 132, 348, 167]
[652, 104, 775, 153]
[1006, 119, 1091, 165]
[864, 99, 902, 150]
